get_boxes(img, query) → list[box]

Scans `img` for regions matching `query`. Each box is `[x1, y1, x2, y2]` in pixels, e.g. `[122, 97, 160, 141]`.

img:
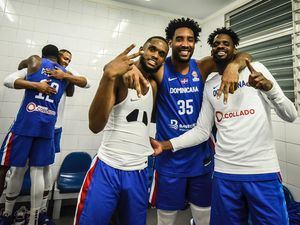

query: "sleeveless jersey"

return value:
[155, 57, 214, 177]
[98, 87, 154, 171]
[11, 58, 68, 138]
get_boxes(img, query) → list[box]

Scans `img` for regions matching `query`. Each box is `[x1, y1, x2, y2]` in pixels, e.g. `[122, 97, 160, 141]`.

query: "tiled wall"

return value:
[0, 0, 187, 181]
[200, 0, 300, 201]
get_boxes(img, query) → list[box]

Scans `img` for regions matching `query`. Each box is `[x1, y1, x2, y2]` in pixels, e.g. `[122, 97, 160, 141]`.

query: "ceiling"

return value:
[111, 0, 238, 19]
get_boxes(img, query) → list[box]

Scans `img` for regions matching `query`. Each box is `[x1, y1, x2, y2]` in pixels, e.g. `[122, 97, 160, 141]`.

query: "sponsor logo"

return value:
[168, 77, 177, 82]
[26, 102, 56, 116]
[215, 109, 255, 122]
[169, 119, 196, 132]
[169, 86, 199, 94]
[130, 98, 140, 102]
[192, 71, 200, 82]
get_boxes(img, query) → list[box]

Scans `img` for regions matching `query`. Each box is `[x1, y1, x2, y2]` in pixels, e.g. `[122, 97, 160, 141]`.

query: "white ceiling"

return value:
[111, 0, 238, 19]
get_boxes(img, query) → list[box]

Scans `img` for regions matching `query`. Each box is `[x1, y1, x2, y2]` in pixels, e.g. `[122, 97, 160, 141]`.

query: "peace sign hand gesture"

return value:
[103, 44, 142, 79]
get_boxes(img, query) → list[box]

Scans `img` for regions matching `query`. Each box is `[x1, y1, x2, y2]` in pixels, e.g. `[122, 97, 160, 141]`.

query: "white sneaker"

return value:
[190, 218, 194, 225]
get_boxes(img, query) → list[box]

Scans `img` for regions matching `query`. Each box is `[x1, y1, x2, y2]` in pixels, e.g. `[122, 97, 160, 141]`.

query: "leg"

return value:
[210, 176, 248, 225]
[187, 172, 213, 225]
[41, 165, 52, 212]
[4, 167, 27, 215]
[74, 159, 119, 225]
[29, 166, 45, 225]
[118, 168, 148, 225]
[0, 166, 9, 197]
[245, 178, 289, 225]
[150, 171, 187, 225]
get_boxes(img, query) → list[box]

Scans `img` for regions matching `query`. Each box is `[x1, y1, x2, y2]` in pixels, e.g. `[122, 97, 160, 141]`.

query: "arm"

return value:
[18, 55, 41, 73]
[3, 69, 27, 88]
[152, 88, 215, 155]
[46, 68, 88, 88]
[89, 44, 141, 133]
[197, 52, 252, 103]
[247, 61, 297, 122]
[65, 83, 75, 97]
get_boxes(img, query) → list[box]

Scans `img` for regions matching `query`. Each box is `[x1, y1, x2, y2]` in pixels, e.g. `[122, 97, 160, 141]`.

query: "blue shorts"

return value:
[149, 171, 212, 210]
[210, 174, 289, 225]
[0, 132, 55, 167]
[74, 158, 148, 225]
[53, 127, 62, 153]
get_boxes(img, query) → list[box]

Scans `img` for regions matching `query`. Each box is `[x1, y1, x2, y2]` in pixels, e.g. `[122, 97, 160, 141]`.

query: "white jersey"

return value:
[98, 88, 154, 171]
[171, 62, 297, 175]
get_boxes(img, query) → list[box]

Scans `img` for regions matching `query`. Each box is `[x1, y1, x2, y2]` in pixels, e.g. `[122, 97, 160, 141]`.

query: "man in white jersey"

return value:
[151, 27, 297, 225]
[74, 37, 169, 225]
[1, 49, 90, 225]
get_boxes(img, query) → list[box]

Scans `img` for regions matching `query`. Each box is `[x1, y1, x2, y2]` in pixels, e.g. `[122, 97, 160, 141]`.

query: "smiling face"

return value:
[58, 51, 72, 68]
[140, 38, 169, 73]
[170, 27, 195, 63]
[211, 33, 236, 63]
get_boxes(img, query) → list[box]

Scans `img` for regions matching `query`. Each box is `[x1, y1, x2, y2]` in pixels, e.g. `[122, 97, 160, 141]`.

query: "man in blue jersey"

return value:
[140, 18, 250, 225]
[0, 44, 69, 225]
[151, 27, 297, 225]
[1, 48, 91, 225]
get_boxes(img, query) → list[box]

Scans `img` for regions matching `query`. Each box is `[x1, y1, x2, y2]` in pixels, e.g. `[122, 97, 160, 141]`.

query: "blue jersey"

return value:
[11, 58, 68, 138]
[155, 57, 214, 177]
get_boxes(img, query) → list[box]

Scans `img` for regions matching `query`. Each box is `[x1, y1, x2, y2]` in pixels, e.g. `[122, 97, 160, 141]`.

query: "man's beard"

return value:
[140, 56, 160, 74]
[173, 49, 193, 63]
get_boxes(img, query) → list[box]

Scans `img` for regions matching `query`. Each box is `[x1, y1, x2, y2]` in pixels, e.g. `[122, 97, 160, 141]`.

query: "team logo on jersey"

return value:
[216, 109, 255, 122]
[41, 68, 51, 76]
[26, 102, 56, 116]
[181, 78, 188, 84]
[192, 71, 200, 82]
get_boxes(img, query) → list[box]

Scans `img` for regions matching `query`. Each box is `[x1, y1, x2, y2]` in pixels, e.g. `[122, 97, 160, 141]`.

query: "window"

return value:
[226, 0, 300, 111]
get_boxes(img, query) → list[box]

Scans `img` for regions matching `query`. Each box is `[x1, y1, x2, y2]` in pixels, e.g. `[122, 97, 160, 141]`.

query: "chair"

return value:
[52, 152, 92, 219]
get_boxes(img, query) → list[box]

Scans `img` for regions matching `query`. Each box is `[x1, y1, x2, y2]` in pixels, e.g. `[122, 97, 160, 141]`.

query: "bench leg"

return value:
[52, 199, 62, 219]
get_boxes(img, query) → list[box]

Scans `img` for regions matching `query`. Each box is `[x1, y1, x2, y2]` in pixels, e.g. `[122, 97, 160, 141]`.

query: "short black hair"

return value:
[165, 18, 201, 43]
[144, 36, 168, 46]
[207, 27, 240, 47]
[59, 49, 72, 56]
[42, 44, 59, 59]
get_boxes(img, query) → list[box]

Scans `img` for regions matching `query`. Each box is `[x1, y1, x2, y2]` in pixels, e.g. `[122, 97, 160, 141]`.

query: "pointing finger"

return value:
[245, 59, 256, 73]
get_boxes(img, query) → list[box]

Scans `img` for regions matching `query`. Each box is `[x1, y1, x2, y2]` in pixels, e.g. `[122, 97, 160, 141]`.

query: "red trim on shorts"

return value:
[149, 171, 158, 206]
[4, 133, 14, 166]
[74, 157, 99, 225]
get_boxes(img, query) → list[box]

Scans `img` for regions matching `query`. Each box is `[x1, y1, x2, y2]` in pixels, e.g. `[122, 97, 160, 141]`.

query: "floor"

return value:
[54, 205, 192, 225]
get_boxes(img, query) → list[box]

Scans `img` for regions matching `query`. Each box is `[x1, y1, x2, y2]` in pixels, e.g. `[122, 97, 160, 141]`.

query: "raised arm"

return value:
[89, 44, 141, 133]
[197, 52, 252, 103]
[246, 60, 297, 122]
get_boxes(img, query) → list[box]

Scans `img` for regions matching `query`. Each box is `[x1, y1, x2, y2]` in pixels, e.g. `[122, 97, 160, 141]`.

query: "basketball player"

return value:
[2, 49, 91, 224]
[151, 27, 297, 225]
[0, 44, 69, 225]
[135, 18, 250, 225]
[74, 37, 169, 225]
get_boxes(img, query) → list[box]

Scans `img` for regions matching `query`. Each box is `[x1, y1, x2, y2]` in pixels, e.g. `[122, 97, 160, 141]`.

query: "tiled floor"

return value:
[54, 205, 192, 225]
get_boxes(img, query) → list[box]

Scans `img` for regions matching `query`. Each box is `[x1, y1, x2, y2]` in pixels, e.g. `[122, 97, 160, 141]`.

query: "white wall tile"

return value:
[286, 163, 300, 188]
[286, 184, 300, 202]
[286, 143, 300, 166]
[285, 122, 300, 145]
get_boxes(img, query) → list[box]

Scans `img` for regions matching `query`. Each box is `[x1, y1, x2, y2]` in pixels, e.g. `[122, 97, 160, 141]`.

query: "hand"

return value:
[150, 138, 163, 156]
[46, 68, 66, 80]
[123, 65, 149, 97]
[104, 44, 142, 79]
[246, 59, 273, 91]
[36, 80, 57, 94]
[217, 63, 239, 104]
